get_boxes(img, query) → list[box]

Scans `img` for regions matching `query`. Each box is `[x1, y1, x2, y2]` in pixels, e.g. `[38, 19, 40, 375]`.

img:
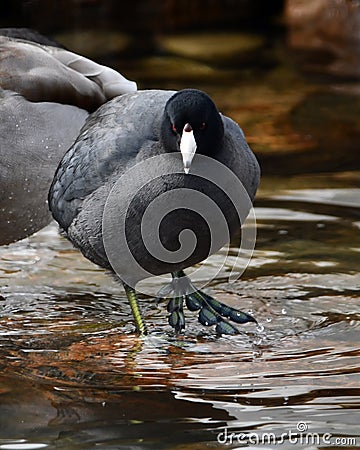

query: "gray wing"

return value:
[220, 114, 260, 202]
[0, 89, 88, 245]
[0, 35, 137, 111]
[49, 90, 174, 231]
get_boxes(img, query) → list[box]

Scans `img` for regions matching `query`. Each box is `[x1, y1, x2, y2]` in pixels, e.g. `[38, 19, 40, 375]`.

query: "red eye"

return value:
[172, 124, 177, 132]
[199, 122, 206, 131]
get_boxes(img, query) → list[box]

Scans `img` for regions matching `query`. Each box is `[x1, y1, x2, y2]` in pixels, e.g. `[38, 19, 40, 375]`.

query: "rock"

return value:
[285, 0, 360, 78]
[161, 32, 265, 64]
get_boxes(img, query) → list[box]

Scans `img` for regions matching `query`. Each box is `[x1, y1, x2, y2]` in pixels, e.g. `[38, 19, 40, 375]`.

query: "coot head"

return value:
[160, 89, 224, 173]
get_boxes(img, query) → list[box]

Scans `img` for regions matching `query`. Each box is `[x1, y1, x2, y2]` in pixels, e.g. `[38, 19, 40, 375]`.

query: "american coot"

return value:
[49, 89, 261, 335]
[0, 29, 136, 245]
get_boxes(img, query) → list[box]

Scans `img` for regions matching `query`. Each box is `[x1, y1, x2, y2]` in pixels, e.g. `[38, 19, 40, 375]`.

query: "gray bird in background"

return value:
[0, 28, 136, 245]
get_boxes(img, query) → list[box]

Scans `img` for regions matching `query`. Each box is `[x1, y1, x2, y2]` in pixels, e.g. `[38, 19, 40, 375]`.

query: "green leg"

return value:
[123, 283, 147, 335]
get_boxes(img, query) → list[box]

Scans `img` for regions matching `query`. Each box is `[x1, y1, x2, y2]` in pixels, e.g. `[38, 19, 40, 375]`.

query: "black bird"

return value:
[0, 28, 136, 245]
[49, 89, 260, 335]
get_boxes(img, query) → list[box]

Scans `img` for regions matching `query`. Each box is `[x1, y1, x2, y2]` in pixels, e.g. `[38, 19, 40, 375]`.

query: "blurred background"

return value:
[2, 0, 360, 175]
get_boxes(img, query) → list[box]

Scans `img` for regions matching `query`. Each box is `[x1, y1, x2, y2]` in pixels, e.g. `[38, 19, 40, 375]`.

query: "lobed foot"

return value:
[157, 271, 257, 334]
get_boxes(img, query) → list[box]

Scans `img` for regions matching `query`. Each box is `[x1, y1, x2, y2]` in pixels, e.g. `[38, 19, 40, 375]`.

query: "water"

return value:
[0, 31, 359, 449]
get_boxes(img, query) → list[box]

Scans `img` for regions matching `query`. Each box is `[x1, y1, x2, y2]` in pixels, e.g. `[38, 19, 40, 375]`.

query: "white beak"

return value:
[180, 124, 197, 174]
